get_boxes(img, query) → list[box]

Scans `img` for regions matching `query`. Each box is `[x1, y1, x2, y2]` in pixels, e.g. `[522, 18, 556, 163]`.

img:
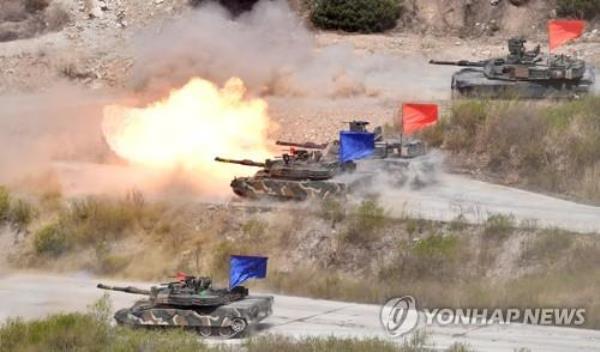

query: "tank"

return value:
[215, 149, 355, 201]
[277, 121, 427, 161]
[429, 37, 595, 99]
[97, 275, 273, 338]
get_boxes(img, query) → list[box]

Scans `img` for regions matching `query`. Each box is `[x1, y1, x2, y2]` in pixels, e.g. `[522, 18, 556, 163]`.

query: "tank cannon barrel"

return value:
[275, 141, 328, 149]
[429, 59, 486, 67]
[97, 283, 151, 295]
[215, 157, 266, 167]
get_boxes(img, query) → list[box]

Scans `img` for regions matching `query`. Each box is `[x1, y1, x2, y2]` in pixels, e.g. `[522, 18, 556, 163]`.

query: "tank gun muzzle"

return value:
[214, 157, 266, 167]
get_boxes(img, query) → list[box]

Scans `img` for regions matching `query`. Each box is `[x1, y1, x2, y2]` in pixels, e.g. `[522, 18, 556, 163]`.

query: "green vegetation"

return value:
[320, 198, 346, 227]
[339, 199, 387, 244]
[0, 294, 208, 352]
[0, 186, 37, 230]
[521, 228, 574, 264]
[9, 199, 35, 230]
[34, 223, 69, 257]
[6, 191, 600, 329]
[483, 214, 515, 240]
[423, 98, 600, 203]
[0, 296, 471, 352]
[0, 186, 9, 220]
[310, 0, 403, 33]
[557, 0, 600, 19]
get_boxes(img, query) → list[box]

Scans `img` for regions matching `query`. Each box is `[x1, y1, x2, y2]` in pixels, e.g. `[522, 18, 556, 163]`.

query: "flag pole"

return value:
[399, 104, 404, 157]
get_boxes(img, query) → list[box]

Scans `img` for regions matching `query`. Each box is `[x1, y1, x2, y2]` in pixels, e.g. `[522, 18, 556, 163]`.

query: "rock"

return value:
[155, 0, 164, 4]
[98, 0, 108, 10]
[89, 6, 104, 18]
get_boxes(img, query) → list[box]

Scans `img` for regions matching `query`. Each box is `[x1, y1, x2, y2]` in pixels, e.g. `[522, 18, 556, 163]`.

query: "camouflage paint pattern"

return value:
[430, 37, 595, 99]
[230, 177, 347, 201]
[114, 296, 273, 330]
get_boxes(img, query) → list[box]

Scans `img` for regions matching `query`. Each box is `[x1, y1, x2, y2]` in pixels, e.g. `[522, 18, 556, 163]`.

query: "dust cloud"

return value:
[0, 86, 110, 186]
[0, 0, 452, 198]
[131, 0, 452, 100]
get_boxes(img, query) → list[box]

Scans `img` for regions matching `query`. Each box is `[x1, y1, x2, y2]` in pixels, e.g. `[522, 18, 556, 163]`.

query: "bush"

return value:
[0, 296, 207, 352]
[0, 186, 9, 221]
[320, 198, 346, 226]
[310, 0, 402, 33]
[9, 199, 35, 230]
[62, 197, 140, 246]
[437, 98, 600, 203]
[557, 0, 600, 19]
[34, 223, 69, 257]
[521, 228, 574, 264]
[412, 235, 459, 258]
[483, 214, 515, 240]
[339, 199, 387, 244]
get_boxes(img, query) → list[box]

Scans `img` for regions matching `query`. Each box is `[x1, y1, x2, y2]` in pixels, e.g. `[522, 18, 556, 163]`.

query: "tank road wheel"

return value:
[218, 318, 247, 339]
[196, 327, 212, 337]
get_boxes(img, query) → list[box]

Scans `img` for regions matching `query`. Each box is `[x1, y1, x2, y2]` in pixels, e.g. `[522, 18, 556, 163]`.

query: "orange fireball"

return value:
[102, 77, 275, 195]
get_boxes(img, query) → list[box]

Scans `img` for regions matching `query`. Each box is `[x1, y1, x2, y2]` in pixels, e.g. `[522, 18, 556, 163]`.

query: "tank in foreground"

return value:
[214, 142, 357, 201]
[430, 37, 595, 99]
[97, 275, 273, 338]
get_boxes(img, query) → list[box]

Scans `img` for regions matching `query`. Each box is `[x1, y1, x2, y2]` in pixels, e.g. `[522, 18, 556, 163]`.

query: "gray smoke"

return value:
[131, 0, 452, 100]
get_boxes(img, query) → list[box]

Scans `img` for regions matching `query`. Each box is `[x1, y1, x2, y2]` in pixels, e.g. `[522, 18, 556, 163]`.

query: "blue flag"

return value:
[339, 131, 375, 163]
[229, 255, 268, 289]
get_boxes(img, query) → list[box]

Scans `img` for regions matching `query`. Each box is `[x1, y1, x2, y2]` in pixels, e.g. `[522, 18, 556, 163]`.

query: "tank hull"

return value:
[230, 177, 347, 201]
[114, 295, 273, 338]
[451, 67, 595, 99]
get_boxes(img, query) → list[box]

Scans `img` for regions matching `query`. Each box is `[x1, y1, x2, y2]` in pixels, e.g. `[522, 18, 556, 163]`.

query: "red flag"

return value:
[548, 20, 585, 51]
[175, 272, 188, 281]
[401, 103, 438, 135]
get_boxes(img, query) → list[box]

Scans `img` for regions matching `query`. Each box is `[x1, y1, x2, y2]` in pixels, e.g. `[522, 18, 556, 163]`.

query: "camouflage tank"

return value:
[276, 121, 426, 161]
[215, 148, 356, 201]
[430, 37, 595, 99]
[97, 275, 273, 338]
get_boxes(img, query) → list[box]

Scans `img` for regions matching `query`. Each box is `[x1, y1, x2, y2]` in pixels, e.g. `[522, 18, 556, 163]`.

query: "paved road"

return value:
[1, 273, 599, 351]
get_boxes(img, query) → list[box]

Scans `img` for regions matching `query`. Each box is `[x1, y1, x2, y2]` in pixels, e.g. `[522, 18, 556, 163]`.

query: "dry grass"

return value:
[6, 192, 600, 328]
[0, 295, 471, 352]
[423, 98, 600, 203]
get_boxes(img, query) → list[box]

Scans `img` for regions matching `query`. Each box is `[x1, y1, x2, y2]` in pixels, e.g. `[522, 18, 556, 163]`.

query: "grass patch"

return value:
[412, 234, 460, 258]
[425, 98, 600, 203]
[557, 0, 600, 19]
[339, 199, 387, 245]
[0, 296, 473, 352]
[0, 186, 9, 221]
[521, 228, 574, 264]
[33, 223, 69, 257]
[483, 214, 515, 240]
[9, 198, 35, 230]
[320, 198, 346, 227]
